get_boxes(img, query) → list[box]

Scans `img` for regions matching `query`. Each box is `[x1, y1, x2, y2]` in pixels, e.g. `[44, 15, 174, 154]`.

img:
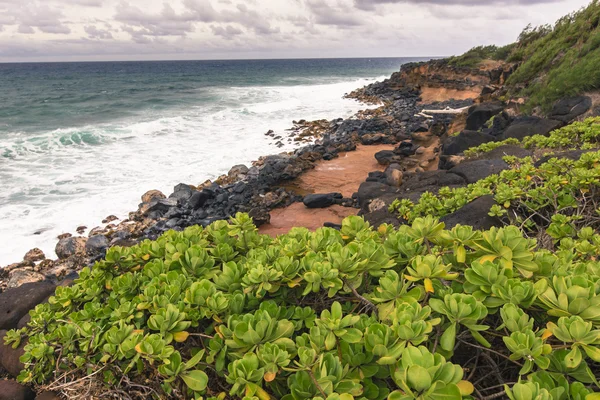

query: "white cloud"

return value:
[0, 0, 592, 61]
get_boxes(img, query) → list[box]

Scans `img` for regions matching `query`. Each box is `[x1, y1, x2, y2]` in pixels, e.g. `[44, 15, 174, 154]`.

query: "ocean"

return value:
[0, 57, 427, 265]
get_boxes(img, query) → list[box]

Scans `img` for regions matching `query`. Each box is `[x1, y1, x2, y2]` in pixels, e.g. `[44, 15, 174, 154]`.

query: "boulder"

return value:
[385, 167, 403, 187]
[85, 235, 109, 256]
[394, 141, 418, 157]
[169, 184, 194, 204]
[500, 116, 561, 140]
[0, 380, 35, 400]
[55, 237, 87, 259]
[449, 159, 509, 184]
[23, 248, 44, 263]
[375, 150, 403, 165]
[0, 330, 25, 377]
[472, 145, 533, 161]
[141, 189, 166, 204]
[440, 195, 501, 230]
[303, 193, 342, 209]
[228, 164, 249, 179]
[0, 281, 56, 330]
[357, 182, 399, 208]
[360, 133, 385, 145]
[549, 96, 592, 123]
[188, 190, 213, 210]
[442, 131, 495, 156]
[465, 103, 504, 131]
[7, 269, 45, 289]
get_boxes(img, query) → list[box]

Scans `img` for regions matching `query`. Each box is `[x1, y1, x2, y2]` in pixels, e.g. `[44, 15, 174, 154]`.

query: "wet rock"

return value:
[442, 130, 494, 155]
[303, 193, 343, 209]
[0, 281, 56, 330]
[7, 269, 45, 289]
[85, 235, 109, 256]
[549, 96, 592, 123]
[0, 330, 25, 377]
[449, 159, 509, 184]
[141, 189, 166, 204]
[55, 237, 87, 260]
[465, 102, 504, 131]
[375, 150, 403, 165]
[23, 248, 44, 263]
[0, 380, 35, 400]
[440, 195, 501, 230]
[501, 116, 561, 140]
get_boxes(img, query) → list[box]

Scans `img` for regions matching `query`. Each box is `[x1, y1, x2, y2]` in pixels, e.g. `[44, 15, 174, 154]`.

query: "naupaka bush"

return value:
[5, 213, 600, 399]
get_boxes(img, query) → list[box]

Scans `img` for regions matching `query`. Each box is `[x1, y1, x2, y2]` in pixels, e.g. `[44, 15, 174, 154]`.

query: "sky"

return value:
[0, 0, 591, 62]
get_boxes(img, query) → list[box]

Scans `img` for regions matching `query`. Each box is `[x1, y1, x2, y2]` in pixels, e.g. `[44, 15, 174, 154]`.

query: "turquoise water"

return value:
[0, 57, 428, 264]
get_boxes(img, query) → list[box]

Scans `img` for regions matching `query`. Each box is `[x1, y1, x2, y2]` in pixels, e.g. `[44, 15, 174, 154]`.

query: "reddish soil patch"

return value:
[259, 203, 356, 237]
[283, 144, 394, 197]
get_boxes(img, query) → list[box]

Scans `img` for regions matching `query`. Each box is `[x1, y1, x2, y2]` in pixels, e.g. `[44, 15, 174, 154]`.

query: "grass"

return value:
[447, 44, 516, 68]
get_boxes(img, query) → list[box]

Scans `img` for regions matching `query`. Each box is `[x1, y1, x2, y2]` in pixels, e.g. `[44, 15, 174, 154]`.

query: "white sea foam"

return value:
[0, 76, 384, 265]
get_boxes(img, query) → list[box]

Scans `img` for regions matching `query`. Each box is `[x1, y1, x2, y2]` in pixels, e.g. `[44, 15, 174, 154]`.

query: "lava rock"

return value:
[0, 330, 25, 377]
[7, 269, 45, 289]
[549, 96, 592, 123]
[55, 237, 87, 259]
[23, 248, 44, 263]
[394, 141, 418, 156]
[449, 159, 509, 184]
[303, 193, 343, 208]
[248, 207, 271, 226]
[0, 281, 56, 330]
[465, 102, 504, 131]
[85, 235, 109, 256]
[0, 380, 35, 400]
[442, 130, 495, 156]
[375, 150, 403, 165]
[357, 182, 399, 208]
[141, 189, 166, 204]
[440, 195, 501, 230]
[141, 198, 177, 216]
[501, 116, 562, 140]
[169, 184, 194, 204]
[188, 190, 214, 210]
[360, 133, 385, 145]
[384, 164, 403, 187]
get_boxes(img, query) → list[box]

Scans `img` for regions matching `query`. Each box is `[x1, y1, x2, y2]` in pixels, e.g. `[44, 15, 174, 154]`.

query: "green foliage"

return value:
[448, 44, 516, 68]
[465, 117, 600, 157]
[6, 212, 600, 398]
[389, 148, 600, 241]
[505, 1, 600, 111]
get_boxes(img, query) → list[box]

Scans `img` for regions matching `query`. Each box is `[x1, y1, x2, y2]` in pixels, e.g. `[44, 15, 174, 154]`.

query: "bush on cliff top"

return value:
[448, 44, 516, 68]
[6, 210, 600, 399]
[505, 0, 600, 111]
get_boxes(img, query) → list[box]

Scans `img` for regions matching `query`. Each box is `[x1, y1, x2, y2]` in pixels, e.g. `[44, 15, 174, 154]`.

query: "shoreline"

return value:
[0, 57, 498, 291]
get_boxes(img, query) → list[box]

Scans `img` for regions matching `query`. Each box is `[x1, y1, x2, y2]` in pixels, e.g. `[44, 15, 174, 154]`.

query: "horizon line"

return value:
[0, 55, 445, 65]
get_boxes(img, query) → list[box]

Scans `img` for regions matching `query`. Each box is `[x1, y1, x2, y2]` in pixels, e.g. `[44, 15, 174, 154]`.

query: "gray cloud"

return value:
[354, 0, 564, 10]
[84, 25, 114, 39]
[306, 0, 365, 27]
[210, 24, 243, 39]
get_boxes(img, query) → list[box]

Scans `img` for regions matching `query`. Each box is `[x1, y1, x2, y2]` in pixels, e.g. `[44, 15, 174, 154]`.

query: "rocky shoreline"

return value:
[1, 55, 599, 399]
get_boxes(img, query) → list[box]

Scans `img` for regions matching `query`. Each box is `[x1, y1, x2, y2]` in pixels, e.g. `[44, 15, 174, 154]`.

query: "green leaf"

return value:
[181, 370, 208, 392]
[440, 323, 457, 352]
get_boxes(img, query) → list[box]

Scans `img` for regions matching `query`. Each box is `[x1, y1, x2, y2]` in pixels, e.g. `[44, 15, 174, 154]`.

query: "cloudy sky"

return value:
[0, 0, 590, 62]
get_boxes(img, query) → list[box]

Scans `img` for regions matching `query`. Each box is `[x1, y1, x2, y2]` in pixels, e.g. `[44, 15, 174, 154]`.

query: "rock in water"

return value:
[55, 237, 87, 259]
[303, 193, 342, 209]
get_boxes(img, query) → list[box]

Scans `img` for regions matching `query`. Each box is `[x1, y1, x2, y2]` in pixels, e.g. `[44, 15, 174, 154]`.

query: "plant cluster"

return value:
[464, 118, 600, 158]
[448, 45, 516, 68]
[6, 212, 600, 399]
[390, 149, 600, 240]
[504, 0, 600, 111]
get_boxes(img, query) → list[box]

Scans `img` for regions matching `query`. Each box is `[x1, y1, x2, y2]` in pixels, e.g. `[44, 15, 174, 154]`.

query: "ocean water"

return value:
[0, 57, 426, 265]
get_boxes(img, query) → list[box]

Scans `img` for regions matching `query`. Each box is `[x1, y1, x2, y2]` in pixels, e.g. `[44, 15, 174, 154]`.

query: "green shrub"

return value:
[6, 212, 600, 399]
[448, 44, 516, 68]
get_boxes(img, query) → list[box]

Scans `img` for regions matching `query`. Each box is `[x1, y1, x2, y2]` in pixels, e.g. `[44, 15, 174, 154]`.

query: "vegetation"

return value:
[464, 117, 600, 157]
[447, 44, 516, 68]
[505, 0, 600, 111]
